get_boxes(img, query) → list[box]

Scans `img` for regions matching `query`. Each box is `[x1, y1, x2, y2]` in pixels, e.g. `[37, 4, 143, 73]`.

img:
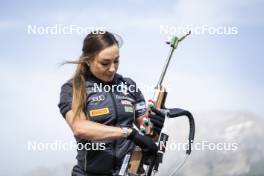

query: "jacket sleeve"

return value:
[124, 77, 147, 118]
[58, 80, 73, 118]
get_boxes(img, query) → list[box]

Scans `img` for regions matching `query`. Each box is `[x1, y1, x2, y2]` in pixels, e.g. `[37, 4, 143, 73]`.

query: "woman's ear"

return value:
[86, 57, 96, 67]
[85, 60, 90, 67]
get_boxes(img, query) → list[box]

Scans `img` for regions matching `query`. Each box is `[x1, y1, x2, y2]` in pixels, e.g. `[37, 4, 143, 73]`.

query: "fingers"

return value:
[149, 109, 165, 135]
[150, 116, 164, 127]
[150, 106, 165, 117]
[150, 113, 165, 122]
[153, 126, 162, 134]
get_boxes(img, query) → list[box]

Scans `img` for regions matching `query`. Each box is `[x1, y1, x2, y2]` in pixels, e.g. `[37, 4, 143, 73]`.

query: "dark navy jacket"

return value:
[58, 70, 146, 175]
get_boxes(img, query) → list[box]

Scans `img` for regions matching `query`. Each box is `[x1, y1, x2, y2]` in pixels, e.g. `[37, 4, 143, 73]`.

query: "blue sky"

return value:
[0, 0, 264, 175]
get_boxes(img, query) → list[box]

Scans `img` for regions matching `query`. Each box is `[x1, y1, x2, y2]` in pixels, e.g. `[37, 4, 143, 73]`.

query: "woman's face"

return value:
[88, 44, 119, 82]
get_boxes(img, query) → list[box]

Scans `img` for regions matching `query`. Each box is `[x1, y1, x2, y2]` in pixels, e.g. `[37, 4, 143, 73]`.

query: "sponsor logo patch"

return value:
[121, 100, 133, 106]
[124, 106, 134, 113]
[115, 95, 135, 102]
[90, 108, 109, 117]
[135, 101, 146, 110]
[88, 95, 105, 105]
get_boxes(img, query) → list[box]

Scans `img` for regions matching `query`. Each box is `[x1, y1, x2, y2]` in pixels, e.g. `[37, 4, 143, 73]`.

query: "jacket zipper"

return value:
[109, 92, 118, 171]
[84, 152, 87, 171]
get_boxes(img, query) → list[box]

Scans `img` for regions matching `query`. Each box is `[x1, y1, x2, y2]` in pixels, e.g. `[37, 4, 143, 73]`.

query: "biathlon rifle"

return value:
[119, 31, 195, 176]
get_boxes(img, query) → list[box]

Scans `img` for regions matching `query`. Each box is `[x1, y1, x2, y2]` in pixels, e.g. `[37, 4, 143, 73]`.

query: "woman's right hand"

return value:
[127, 128, 158, 155]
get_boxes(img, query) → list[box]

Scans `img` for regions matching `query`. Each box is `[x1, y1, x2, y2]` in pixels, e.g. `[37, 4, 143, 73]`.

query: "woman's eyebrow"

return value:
[101, 57, 119, 62]
[100, 58, 112, 62]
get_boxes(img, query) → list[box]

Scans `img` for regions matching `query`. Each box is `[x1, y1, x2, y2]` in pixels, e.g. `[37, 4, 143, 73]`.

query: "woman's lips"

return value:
[106, 74, 114, 78]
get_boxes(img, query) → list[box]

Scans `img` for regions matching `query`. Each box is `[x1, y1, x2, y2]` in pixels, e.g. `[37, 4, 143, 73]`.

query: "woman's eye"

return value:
[101, 62, 110, 66]
[100, 60, 119, 66]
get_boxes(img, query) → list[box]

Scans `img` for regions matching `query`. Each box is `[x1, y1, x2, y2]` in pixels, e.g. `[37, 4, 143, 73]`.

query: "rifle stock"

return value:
[127, 86, 167, 175]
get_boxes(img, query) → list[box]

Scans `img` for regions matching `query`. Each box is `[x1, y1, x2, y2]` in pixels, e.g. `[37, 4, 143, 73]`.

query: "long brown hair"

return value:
[67, 31, 120, 120]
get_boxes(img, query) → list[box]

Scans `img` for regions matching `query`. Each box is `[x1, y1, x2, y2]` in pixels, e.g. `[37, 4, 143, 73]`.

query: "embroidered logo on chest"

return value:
[88, 95, 105, 105]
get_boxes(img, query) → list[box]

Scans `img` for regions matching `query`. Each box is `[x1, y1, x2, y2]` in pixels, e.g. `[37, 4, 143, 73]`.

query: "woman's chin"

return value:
[102, 76, 114, 82]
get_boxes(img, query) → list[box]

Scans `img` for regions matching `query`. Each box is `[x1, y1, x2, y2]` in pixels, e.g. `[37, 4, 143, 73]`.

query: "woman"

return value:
[58, 31, 165, 176]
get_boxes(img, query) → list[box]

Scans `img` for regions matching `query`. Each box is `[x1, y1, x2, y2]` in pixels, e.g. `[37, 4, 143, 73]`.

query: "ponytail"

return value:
[68, 57, 89, 121]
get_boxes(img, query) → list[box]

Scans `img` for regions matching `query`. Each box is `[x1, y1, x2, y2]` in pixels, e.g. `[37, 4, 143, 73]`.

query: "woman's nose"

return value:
[109, 63, 116, 73]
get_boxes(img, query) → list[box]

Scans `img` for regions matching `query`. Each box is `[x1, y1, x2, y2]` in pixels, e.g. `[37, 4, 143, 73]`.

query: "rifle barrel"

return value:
[156, 31, 191, 87]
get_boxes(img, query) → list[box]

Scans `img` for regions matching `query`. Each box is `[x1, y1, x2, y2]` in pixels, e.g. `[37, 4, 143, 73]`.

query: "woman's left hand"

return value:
[149, 108, 165, 135]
